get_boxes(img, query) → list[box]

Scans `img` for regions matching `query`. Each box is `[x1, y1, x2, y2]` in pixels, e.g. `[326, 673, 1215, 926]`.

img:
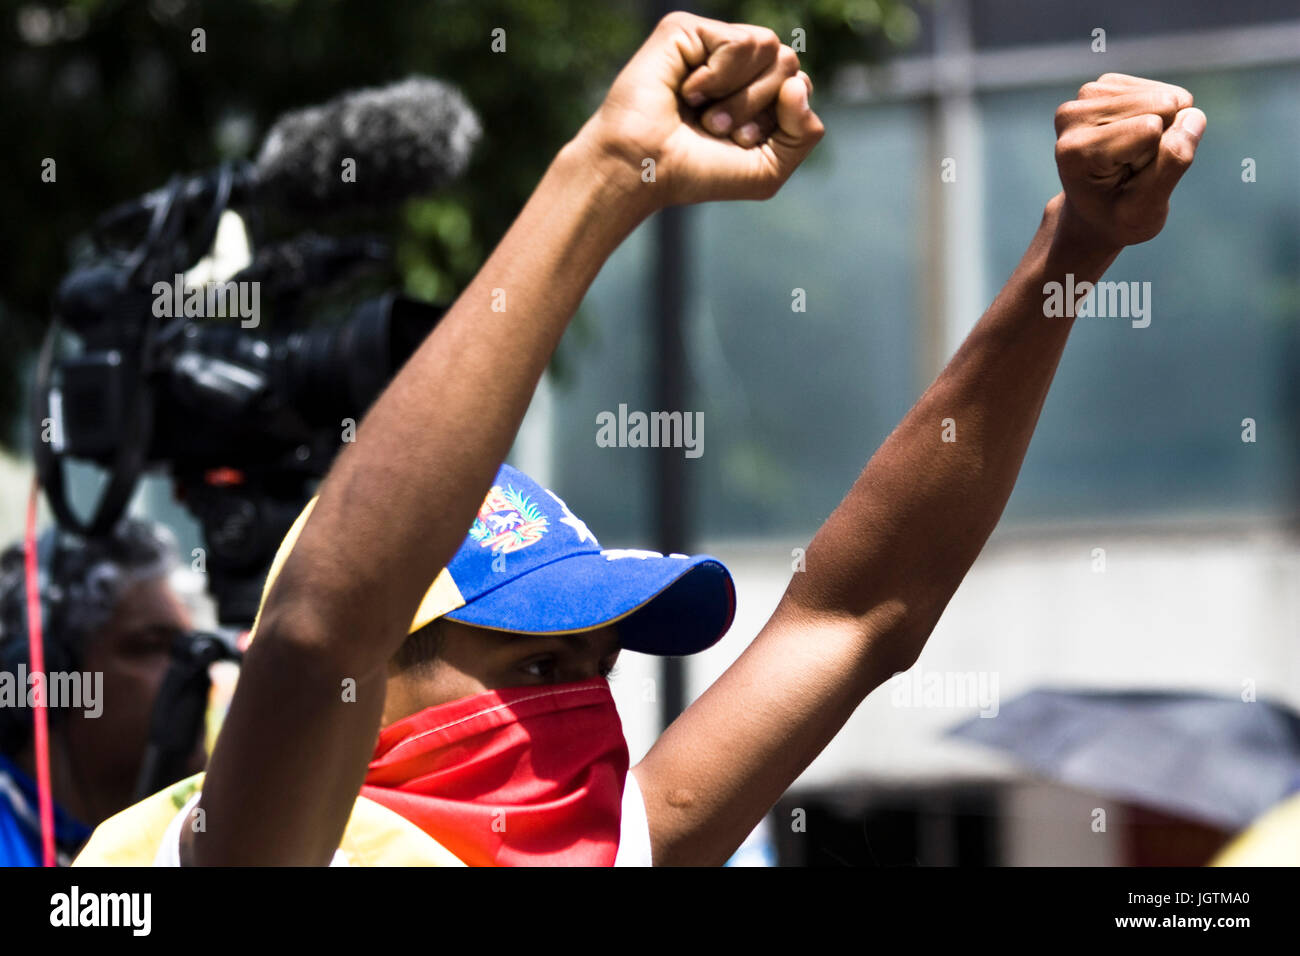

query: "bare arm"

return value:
[635, 74, 1207, 865]
[189, 12, 824, 866]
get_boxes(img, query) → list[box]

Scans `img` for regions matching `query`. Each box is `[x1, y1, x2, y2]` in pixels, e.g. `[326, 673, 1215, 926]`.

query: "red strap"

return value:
[24, 478, 56, 867]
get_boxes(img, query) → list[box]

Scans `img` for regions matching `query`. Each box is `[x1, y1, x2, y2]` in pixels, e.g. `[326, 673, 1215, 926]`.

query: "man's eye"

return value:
[522, 657, 557, 680]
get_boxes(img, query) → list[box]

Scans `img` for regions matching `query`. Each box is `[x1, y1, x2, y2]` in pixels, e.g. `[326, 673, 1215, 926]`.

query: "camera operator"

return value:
[0, 519, 204, 865]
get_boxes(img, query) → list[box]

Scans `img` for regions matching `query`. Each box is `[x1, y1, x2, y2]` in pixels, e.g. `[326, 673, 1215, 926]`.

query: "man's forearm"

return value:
[253, 10, 828, 671]
[259, 135, 650, 671]
[785, 194, 1119, 683]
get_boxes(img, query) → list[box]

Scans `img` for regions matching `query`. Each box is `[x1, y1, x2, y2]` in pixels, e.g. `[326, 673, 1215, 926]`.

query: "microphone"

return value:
[255, 76, 483, 216]
[94, 76, 482, 238]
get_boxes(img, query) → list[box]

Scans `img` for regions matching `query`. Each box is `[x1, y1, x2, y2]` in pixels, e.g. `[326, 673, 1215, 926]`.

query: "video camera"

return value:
[31, 78, 481, 627]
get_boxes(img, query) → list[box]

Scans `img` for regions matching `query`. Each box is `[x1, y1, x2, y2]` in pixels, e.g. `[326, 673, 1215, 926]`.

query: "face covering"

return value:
[361, 676, 629, 866]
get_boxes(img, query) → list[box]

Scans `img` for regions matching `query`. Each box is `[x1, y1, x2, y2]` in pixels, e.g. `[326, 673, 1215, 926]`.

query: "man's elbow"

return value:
[848, 596, 943, 679]
[774, 589, 940, 686]
[251, 593, 389, 685]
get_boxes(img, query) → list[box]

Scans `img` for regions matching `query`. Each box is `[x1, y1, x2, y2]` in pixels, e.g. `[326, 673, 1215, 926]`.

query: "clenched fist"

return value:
[1054, 73, 1206, 249]
[577, 11, 825, 208]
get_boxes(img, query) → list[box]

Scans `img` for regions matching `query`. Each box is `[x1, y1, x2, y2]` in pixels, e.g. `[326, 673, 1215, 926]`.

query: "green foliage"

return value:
[0, 0, 917, 448]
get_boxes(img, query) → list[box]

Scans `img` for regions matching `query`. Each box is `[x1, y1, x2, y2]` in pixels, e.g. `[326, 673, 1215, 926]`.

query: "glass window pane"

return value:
[981, 67, 1300, 522]
[691, 102, 925, 538]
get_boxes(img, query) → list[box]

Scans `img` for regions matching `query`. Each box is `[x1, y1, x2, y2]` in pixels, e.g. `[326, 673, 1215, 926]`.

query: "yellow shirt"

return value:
[1211, 791, 1300, 866]
[72, 773, 465, 867]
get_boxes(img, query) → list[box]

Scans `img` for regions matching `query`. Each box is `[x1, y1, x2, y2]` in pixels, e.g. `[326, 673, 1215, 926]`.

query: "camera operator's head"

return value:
[0, 518, 203, 830]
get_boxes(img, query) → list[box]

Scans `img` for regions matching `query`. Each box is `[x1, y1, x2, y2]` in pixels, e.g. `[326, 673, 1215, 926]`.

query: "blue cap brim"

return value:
[443, 551, 736, 656]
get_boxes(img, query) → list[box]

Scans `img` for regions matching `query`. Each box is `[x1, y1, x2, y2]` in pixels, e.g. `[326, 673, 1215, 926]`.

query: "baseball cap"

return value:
[256, 464, 736, 657]
[413, 464, 735, 655]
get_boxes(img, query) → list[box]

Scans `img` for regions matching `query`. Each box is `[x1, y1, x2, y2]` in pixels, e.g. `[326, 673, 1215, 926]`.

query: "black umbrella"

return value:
[947, 689, 1300, 830]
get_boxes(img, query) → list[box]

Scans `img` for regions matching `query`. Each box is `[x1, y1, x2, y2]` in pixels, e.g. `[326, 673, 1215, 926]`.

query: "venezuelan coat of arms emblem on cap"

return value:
[468, 485, 549, 554]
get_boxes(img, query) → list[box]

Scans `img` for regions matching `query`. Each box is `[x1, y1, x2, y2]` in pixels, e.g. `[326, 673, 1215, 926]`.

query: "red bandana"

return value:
[361, 677, 629, 866]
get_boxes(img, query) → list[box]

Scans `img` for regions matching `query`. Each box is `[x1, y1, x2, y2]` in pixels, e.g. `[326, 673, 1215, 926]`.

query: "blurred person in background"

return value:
[0, 518, 204, 865]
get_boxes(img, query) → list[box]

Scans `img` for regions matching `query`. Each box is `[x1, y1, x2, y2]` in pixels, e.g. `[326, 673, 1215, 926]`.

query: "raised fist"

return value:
[580, 11, 824, 208]
[1054, 73, 1206, 249]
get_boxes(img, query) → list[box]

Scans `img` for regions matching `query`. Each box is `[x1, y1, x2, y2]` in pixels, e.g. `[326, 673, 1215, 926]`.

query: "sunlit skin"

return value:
[14, 576, 204, 828]
[381, 621, 621, 725]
